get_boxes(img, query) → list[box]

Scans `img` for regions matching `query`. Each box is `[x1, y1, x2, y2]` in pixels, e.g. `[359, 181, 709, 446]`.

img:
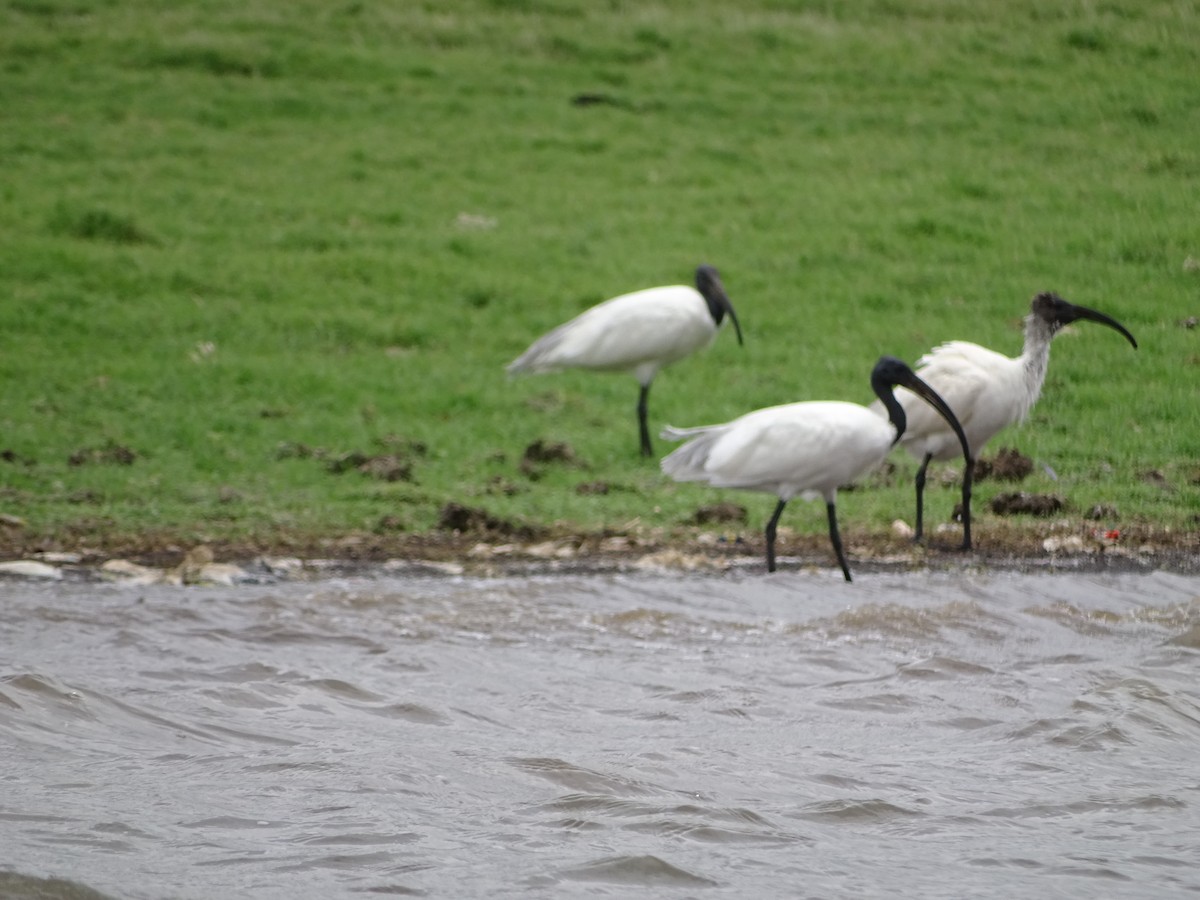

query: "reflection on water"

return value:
[1, 569, 1198, 899]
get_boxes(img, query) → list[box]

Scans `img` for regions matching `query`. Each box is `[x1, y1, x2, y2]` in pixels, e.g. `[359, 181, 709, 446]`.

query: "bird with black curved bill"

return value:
[887, 291, 1138, 545]
[507, 265, 743, 457]
[660, 356, 970, 582]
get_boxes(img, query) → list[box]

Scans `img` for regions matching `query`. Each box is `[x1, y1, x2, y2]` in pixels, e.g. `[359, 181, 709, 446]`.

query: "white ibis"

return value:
[660, 356, 970, 581]
[888, 291, 1138, 543]
[507, 265, 743, 456]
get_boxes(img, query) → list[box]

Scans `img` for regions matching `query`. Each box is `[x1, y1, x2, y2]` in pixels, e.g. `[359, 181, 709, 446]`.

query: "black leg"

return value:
[914, 452, 932, 543]
[960, 455, 974, 550]
[826, 500, 852, 582]
[637, 384, 652, 457]
[765, 498, 787, 573]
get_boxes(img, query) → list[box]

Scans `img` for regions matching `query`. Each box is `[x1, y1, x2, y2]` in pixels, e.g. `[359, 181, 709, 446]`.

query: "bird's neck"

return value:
[1017, 313, 1056, 414]
[874, 387, 907, 446]
[700, 289, 724, 326]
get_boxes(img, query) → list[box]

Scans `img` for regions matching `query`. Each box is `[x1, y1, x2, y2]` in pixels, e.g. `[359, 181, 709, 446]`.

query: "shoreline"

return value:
[1, 521, 1197, 584]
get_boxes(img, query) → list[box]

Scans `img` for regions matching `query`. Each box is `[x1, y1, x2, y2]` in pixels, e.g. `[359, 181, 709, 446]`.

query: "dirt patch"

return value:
[576, 481, 611, 495]
[519, 439, 579, 478]
[1140, 470, 1176, 492]
[435, 502, 544, 541]
[325, 452, 412, 482]
[990, 492, 1066, 516]
[1, 449, 34, 466]
[688, 502, 748, 525]
[975, 447, 1034, 482]
[68, 442, 138, 466]
[276, 435, 425, 483]
[1086, 503, 1120, 521]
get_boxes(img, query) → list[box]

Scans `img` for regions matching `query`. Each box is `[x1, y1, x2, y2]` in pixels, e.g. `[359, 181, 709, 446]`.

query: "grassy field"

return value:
[1, 0, 1197, 558]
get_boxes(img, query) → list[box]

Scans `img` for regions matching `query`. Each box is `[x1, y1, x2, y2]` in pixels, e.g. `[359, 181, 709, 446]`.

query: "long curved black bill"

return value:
[697, 266, 744, 347]
[724, 296, 744, 346]
[894, 369, 970, 464]
[1070, 305, 1138, 349]
[885, 359, 974, 551]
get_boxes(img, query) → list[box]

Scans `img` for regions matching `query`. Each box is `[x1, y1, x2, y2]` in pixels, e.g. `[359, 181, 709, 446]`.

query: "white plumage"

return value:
[663, 402, 893, 503]
[884, 291, 1138, 542]
[894, 340, 1042, 465]
[662, 356, 970, 581]
[508, 265, 742, 456]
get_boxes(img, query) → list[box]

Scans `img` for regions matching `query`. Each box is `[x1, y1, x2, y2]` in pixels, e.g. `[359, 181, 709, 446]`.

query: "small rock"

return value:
[260, 556, 305, 577]
[0, 513, 25, 528]
[0, 560, 63, 580]
[599, 536, 633, 552]
[524, 541, 576, 559]
[175, 546, 215, 584]
[891, 519, 915, 539]
[35, 551, 82, 564]
[100, 559, 164, 584]
[193, 562, 251, 586]
[455, 211, 497, 230]
[1043, 535, 1089, 554]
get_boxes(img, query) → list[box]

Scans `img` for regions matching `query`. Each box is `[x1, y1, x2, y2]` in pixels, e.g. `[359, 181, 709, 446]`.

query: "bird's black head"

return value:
[695, 264, 744, 346]
[1030, 291, 1138, 349]
[871, 356, 970, 460]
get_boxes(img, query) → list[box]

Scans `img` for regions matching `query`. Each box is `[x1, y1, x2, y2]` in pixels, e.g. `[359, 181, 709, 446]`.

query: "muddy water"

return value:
[2, 568, 1199, 899]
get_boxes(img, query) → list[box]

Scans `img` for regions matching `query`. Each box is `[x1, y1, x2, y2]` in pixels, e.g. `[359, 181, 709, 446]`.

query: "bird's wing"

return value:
[507, 286, 711, 375]
[665, 402, 890, 498]
[890, 341, 1023, 460]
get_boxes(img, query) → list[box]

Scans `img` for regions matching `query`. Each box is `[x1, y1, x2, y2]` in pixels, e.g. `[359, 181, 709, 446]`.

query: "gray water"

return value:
[2, 567, 1199, 899]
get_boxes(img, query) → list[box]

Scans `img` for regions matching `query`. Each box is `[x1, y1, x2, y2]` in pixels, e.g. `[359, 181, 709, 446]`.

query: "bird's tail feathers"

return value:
[660, 426, 727, 483]
[659, 423, 719, 442]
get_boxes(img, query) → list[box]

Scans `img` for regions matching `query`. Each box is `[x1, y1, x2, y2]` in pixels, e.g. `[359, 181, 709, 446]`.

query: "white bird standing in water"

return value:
[887, 291, 1138, 544]
[661, 356, 970, 581]
[507, 265, 743, 457]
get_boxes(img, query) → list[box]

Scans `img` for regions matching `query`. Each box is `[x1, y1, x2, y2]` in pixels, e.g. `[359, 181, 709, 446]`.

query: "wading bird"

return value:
[507, 265, 743, 457]
[660, 356, 970, 581]
[887, 291, 1138, 544]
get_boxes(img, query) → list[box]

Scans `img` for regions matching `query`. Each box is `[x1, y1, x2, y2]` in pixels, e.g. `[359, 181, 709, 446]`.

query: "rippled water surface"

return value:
[2, 568, 1199, 899]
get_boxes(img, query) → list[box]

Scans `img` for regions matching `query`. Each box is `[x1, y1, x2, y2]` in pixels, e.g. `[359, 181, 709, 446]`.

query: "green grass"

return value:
[1, 0, 1197, 552]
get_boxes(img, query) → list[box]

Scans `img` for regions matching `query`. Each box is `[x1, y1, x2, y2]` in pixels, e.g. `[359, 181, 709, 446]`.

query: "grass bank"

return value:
[1, 0, 1197, 562]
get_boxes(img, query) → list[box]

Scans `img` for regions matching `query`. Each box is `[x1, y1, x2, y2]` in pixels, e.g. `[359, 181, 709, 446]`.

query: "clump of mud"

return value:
[519, 439, 579, 478]
[990, 492, 1066, 516]
[276, 434, 425, 483]
[68, 441, 138, 466]
[688, 503, 748, 525]
[436, 502, 543, 541]
[975, 447, 1033, 482]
